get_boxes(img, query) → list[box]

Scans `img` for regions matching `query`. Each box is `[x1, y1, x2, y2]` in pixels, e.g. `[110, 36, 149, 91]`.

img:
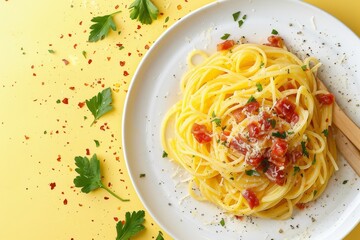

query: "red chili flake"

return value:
[123, 71, 129, 76]
[68, 33, 72, 37]
[88, 59, 92, 64]
[145, 45, 150, 50]
[69, 86, 75, 90]
[63, 199, 68, 205]
[62, 59, 70, 65]
[128, 52, 131, 56]
[107, 57, 111, 61]
[24, 135, 30, 140]
[60, 34, 64, 39]
[114, 217, 119, 222]
[78, 102, 85, 108]
[104, 197, 109, 200]
[50, 182, 56, 190]
[31, 65, 34, 69]
[137, 25, 141, 29]
[79, 204, 83, 207]
[177, 5, 182, 10]
[235, 215, 244, 221]
[73, 44, 77, 49]
[79, 21, 83, 25]
[62, 98, 69, 104]
[33, 73, 36, 76]
[100, 125, 105, 131]
[86, 148, 90, 155]
[108, 182, 112, 187]
[115, 5, 119, 9]
[57, 155, 61, 162]
[116, 43, 123, 47]
[120, 61, 125, 66]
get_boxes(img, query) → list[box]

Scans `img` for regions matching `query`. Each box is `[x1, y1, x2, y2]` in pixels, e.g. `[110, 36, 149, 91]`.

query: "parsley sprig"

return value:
[74, 154, 129, 202]
[88, 11, 121, 42]
[129, 0, 159, 25]
[86, 87, 113, 126]
[116, 210, 145, 240]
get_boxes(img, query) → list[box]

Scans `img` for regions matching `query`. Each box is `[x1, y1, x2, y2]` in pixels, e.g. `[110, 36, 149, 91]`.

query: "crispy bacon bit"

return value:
[316, 93, 335, 105]
[265, 36, 284, 48]
[120, 61, 125, 66]
[274, 97, 299, 123]
[217, 40, 235, 51]
[242, 189, 260, 209]
[232, 108, 246, 123]
[269, 138, 288, 167]
[247, 155, 264, 168]
[192, 123, 212, 143]
[265, 163, 286, 186]
[259, 112, 273, 131]
[229, 135, 248, 155]
[279, 82, 296, 92]
[286, 150, 303, 164]
[244, 101, 260, 113]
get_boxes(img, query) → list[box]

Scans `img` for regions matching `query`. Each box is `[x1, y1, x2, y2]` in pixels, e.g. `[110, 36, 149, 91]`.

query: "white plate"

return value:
[122, 0, 360, 239]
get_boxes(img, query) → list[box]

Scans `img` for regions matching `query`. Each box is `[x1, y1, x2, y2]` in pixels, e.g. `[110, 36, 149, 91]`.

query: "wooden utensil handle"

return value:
[335, 128, 360, 176]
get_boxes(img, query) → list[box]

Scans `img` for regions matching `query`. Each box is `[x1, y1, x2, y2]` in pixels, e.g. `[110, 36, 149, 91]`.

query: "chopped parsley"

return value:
[238, 20, 244, 28]
[313, 190, 318, 197]
[139, 173, 146, 178]
[232, 11, 241, 21]
[287, 131, 294, 135]
[312, 154, 317, 165]
[164, 16, 169, 23]
[245, 169, 260, 176]
[94, 140, 100, 147]
[271, 29, 279, 35]
[211, 111, 221, 127]
[256, 83, 263, 92]
[260, 62, 265, 68]
[247, 95, 257, 104]
[272, 131, 286, 139]
[221, 33, 231, 40]
[322, 129, 329, 137]
[242, 14, 247, 20]
[82, 51, 87, 58]
[301, 141, 309, 158]
[162, 151, 168, 158]
[293, 166, 300, 175]
[220, 218, 225, 227]
[301, 65, 308, 71]
[267, 119, 276, 129]
[48, 49, 55, 54]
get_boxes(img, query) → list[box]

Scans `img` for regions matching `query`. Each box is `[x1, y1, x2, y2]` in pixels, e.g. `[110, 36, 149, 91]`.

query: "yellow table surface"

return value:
[0, 0, 359, 239]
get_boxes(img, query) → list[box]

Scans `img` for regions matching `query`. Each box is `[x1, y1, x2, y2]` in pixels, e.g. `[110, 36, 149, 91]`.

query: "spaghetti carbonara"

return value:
[161, 36, 337, 219]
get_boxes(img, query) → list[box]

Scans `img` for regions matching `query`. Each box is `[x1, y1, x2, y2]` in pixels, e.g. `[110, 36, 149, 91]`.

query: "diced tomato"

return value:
[242, 189, 260, 209]
[229, 135, 248, 155]
[274, 97, 298, 123]
[191, 123, 212, 143]
[217, 40, 235, 51]
[232, 108, 246, 123]
[247, 154, 264, 167]
[269, 138, 288, 167]
[265, 163, 286, 186]
[247, 122, 261, 138]
[259, 112, 272, 131]
[244, 101, 260, 113]
[316, 93, 335, 105]
[264, 36, 284, 48]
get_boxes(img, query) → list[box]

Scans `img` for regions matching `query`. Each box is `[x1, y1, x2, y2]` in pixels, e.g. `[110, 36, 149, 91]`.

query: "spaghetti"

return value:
[161, 36, 337, 219]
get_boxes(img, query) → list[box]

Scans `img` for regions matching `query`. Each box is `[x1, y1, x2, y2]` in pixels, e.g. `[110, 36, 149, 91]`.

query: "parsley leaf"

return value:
[162, 151, 168, 158]
[129, 0, 159, 25]
[238, 20, 244, 28]
[256, 83, 263, 92]
[267, 119, 276, 129]
[88, 11, 121, 42]
[156, 231, 164, 240]
[220, 218, 225, 227]
[301, 141, 309, 158]
[94, 140, 100, 147]
[272, 131, 287, 139]
[211, 111, 221, 127]
[245, 169, 260, 176]
[293, 166, 300, 175]
[86, 87, 113, 126]
[221, 33, 231, 40]
[301, 65, 308, 71]
[271, 29, 279, 35]
[232, 11, 241, 21]
[322, 129, 329, 137]
[74, 154, 129, 201]
[247, 95, 257, 104]
[48, 49, 55, 54]
[116, 210, 145, 240]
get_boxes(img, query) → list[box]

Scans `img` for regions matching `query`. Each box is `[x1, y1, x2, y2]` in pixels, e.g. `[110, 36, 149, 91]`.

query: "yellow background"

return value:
[0, 0, 359, 239]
